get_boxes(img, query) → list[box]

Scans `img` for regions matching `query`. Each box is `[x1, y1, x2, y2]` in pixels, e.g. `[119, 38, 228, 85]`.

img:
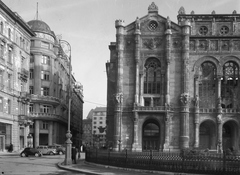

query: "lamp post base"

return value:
[64, 131, 72, 165]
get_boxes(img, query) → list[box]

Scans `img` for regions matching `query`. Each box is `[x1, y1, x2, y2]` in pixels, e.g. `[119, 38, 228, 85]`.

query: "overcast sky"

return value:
[2, 0, 240, 118]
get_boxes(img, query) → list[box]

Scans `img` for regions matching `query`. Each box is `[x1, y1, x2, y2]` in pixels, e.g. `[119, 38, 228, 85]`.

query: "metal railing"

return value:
[86, 149, 240, 174]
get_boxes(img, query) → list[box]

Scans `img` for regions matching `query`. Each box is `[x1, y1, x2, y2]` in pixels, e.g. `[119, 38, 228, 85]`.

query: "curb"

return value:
[57, 161, 102, 175]
[57, 160, 210, 175]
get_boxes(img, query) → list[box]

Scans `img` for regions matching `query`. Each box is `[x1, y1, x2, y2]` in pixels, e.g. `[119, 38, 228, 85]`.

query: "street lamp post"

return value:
[59, 39, 72, 165]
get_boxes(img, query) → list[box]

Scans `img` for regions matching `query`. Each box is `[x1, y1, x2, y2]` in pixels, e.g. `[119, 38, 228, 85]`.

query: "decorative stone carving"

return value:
[217, 114, 222, 123]
[233, 40, 240, 51]
[178, 6, 185, 15]
[221, 40, 229, 51]
[199, 40, 207, 51]
[173, 39, 181, 49]
[191, 10, 195, 14]
[135, 17, 140, 30]
[115, 93, 123, 104]
[143, 38, 161, 50]
[233, 10, 237, 14]
[148, 2, 158, 13]
[212, 10, 216, 14]
[209, 40, 218, 51]
[166, 16, 171, 29]
[180, 93, 190, 105]
[193, 95, 199, 108]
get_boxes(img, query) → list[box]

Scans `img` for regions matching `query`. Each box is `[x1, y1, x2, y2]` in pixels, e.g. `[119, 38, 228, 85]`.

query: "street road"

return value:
[0, 154, 85, 175]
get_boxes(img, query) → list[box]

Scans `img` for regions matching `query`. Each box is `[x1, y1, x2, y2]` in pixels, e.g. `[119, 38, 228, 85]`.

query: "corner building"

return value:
[27, 19, 83, 147]
[106, 2, 240, 152]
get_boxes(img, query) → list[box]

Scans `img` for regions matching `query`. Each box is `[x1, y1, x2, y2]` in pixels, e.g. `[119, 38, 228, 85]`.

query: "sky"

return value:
[2, 0, 240, 118]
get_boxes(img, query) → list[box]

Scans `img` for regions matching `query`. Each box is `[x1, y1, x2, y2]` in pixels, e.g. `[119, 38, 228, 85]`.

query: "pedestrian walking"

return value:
[71, 145, 77, 164]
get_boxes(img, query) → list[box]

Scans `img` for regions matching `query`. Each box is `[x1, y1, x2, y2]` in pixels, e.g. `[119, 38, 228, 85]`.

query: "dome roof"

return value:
[27, 20, 52, 35]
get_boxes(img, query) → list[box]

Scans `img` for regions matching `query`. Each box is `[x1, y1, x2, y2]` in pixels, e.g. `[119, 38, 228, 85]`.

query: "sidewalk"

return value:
[57, 153, 209, 175]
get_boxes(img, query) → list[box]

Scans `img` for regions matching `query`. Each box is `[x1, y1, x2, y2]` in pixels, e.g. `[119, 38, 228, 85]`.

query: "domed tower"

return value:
[27, 19, 69, 147]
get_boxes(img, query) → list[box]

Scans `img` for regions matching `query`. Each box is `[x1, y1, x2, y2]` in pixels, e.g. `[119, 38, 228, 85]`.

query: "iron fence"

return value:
[85, 149, 240, 175]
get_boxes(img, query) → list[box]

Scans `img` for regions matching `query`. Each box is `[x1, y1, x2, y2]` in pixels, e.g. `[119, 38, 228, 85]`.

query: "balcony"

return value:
[133, 106, 167, 112]
[199, 108, 239, 114]
[18, 68, 28, 81]
[29, 112, 66, 122]
[30, 94, 60, 106]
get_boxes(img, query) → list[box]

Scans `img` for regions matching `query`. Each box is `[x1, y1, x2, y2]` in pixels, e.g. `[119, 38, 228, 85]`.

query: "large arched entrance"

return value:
[222, 121, 238, 151]
[199, 120, 216, 149]
[142, 119, 160, 151]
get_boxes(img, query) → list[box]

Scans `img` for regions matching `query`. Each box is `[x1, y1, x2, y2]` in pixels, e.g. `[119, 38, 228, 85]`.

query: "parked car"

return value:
[20, 147, 42, 157]
[36, 145, 56, 155]
[48, 144, 65, 155]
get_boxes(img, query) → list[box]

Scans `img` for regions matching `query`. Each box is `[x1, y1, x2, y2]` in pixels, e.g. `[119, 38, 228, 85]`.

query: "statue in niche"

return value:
[180, 93, 190, 105]
[193, 95, 199, 107]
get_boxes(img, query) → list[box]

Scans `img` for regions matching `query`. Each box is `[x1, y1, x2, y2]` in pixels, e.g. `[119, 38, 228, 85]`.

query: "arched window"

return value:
[221, 61, 239, 108]
[144, 58, 161, 94]
[199, 62, 216, 108]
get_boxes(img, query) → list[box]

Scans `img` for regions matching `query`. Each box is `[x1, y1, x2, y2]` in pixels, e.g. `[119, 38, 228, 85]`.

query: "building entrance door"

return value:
[142, 120, 160, 151]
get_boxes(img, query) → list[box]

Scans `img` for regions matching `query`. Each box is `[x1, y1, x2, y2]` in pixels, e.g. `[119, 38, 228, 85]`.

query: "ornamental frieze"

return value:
[221, 40, 230, 51]
[143, 38, 162, 50]
[198, 40, 208, 51]
[233, 40, 240, 51]
[209, 40, 218, 51]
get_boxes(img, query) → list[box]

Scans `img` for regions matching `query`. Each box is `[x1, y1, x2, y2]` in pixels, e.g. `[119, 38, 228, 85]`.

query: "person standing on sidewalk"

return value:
[71, 145, 77, 164]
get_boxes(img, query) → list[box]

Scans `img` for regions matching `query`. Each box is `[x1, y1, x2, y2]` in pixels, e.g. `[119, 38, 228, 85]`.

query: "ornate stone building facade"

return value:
[0, 1, 35, 151]
[27, 19, 84, 148]
[106, 2, 240, 152]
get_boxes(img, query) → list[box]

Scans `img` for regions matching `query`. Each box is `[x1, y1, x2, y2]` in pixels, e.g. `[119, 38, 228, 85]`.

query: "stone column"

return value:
[160, 73, 165, 105]
[113, 19, 124, 151]
[163, 112, 170, 151]
[179, 19, 191, 149]
[134, 17, 141, 106]
[139, 73, 144, 106]
[217, 114, 223, 153]
[48, 121, 53, 145]
[216, 76, 223, 153]
[194, 76, 200, 148]
[165, 18, 172, 105]
[34, 120, 40, 147]
[132, 112, 141, 151]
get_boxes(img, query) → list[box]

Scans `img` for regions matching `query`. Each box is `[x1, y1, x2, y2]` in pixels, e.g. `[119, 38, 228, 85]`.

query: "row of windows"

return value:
[0, 97, 11, 113]
[29, 104, 53, 113]
[30, 55, 50, 65]
[30, 69, 50, 81]
[0, 70, 12, 88]
[199, 25, 230, 35]
[0, 42, 13, 63]
[93, 121, 105, 125]
[0, 22, 28, 51]
[93, 117, 104, 120]
[29, 86, 49, 96]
